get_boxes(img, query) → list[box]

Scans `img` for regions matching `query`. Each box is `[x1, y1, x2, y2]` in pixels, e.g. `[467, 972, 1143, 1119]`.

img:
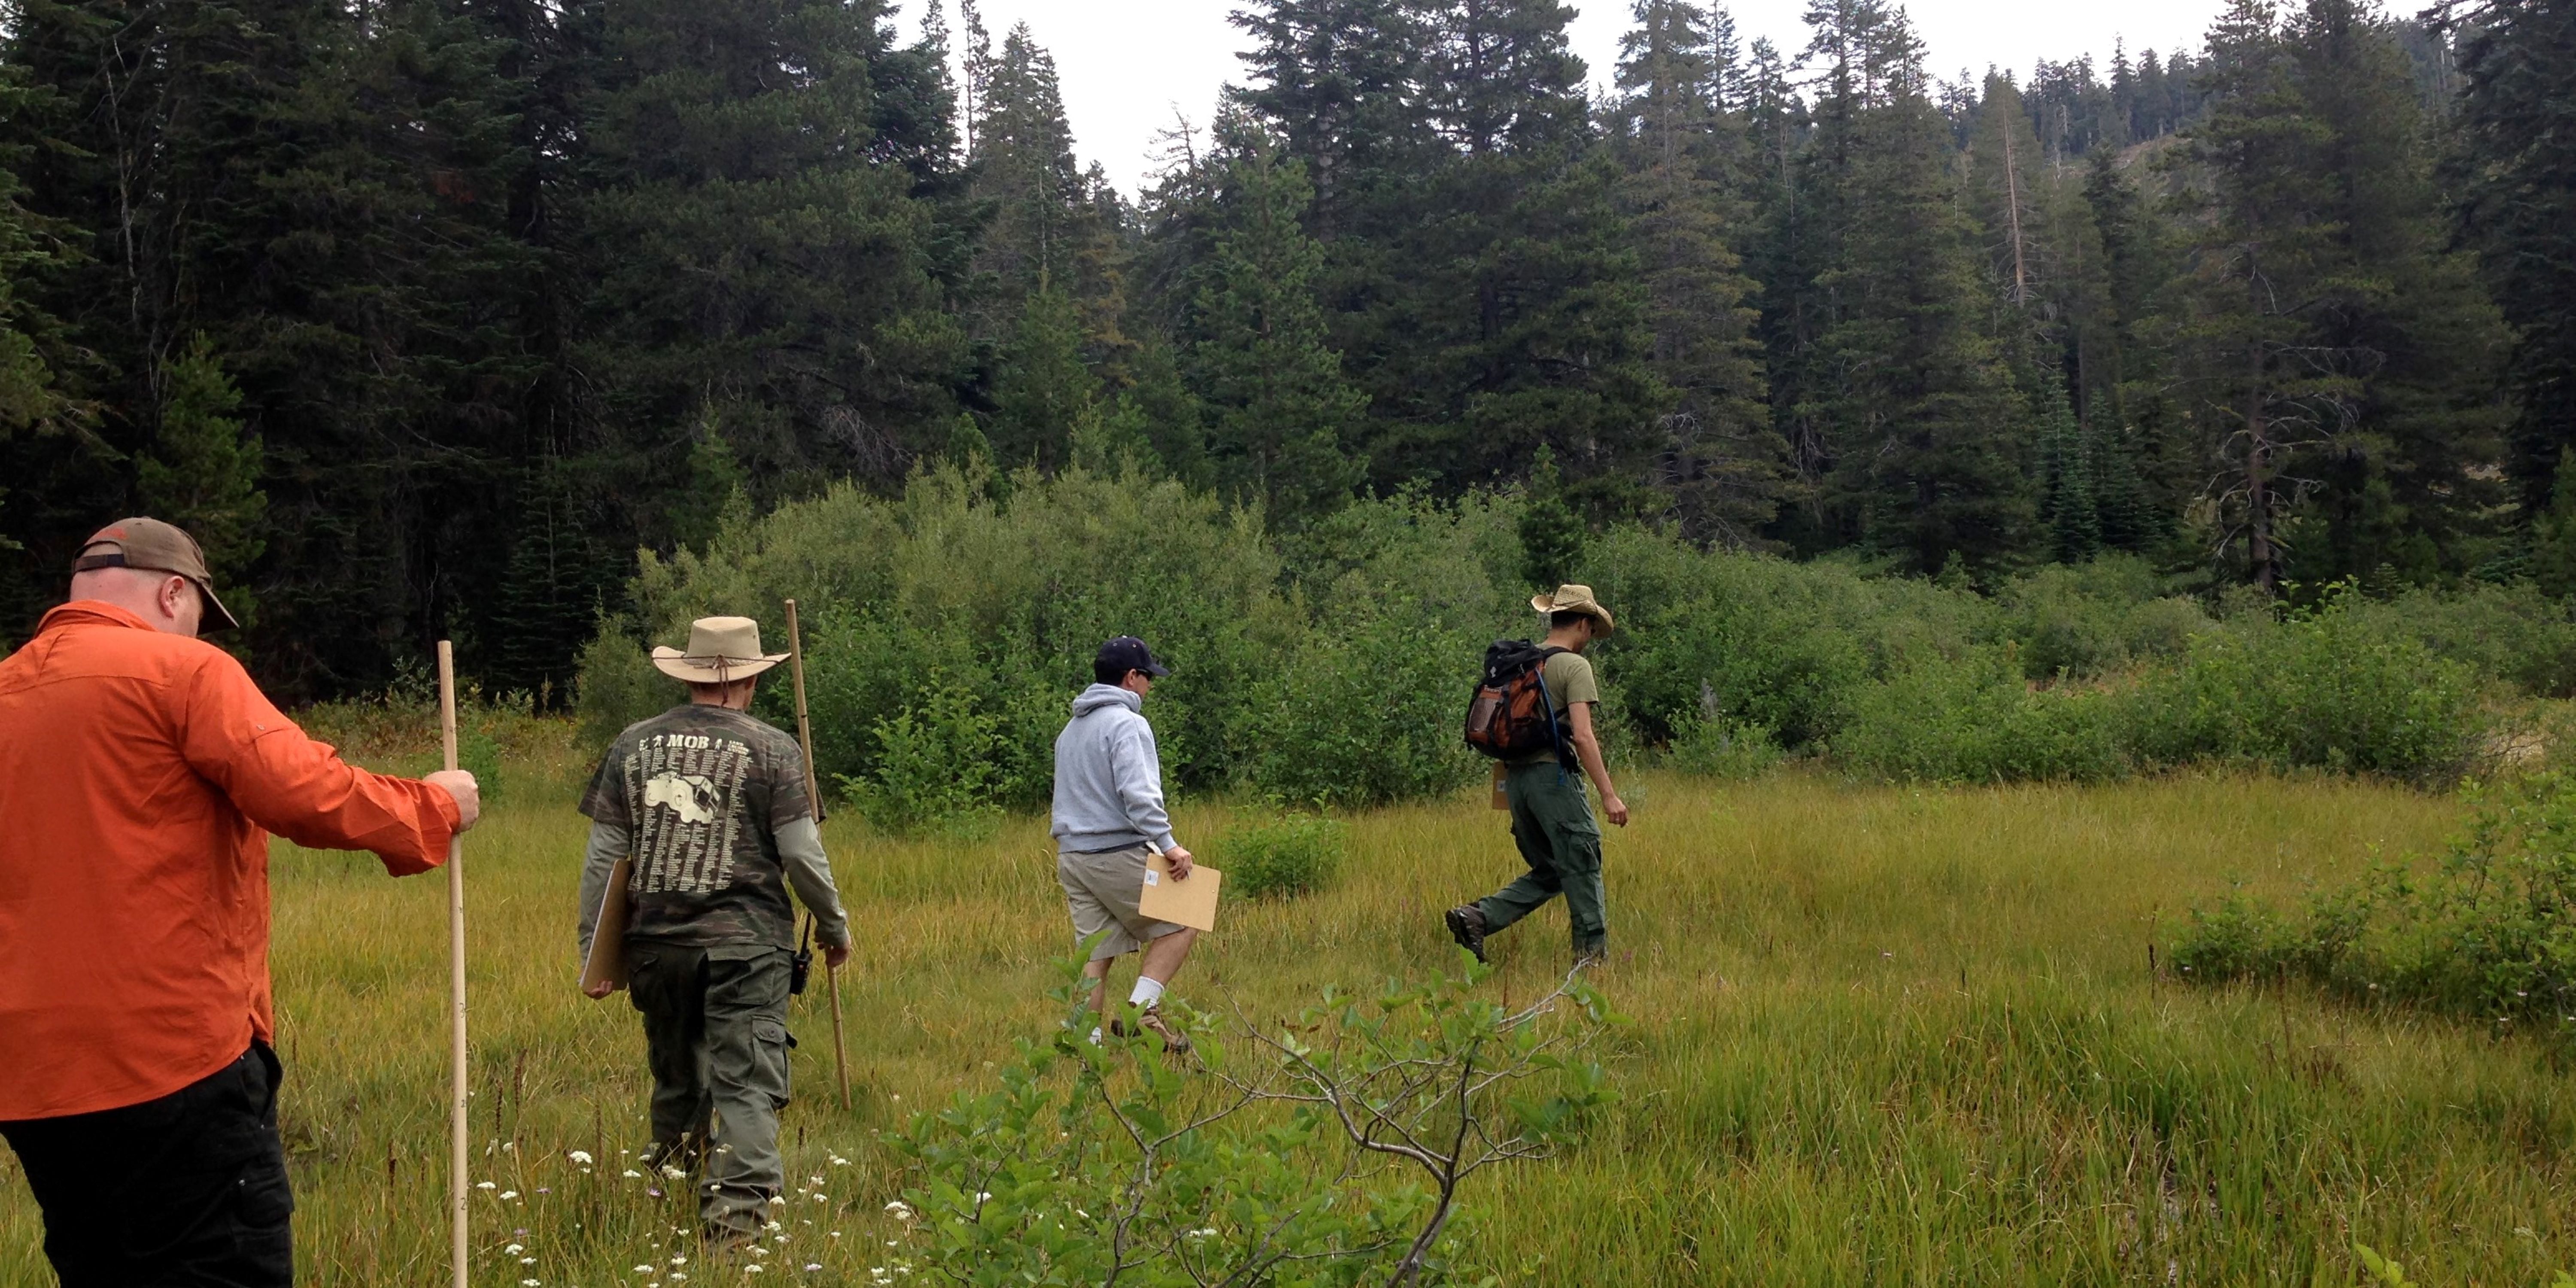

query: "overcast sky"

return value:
[931, 0, 2232, 194]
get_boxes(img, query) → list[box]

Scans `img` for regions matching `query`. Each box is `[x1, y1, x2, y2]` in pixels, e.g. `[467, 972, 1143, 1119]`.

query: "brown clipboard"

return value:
[580, 857, 633, 995]
[1138, 851, 1221, 933]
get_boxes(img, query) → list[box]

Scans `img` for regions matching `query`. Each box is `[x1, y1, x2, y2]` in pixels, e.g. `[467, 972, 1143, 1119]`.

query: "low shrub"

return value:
[1834, 646, 2131, 784]
[2171, 771, 2576, 1032]
[838, 671, 1007, 838]
[1663, 713, 1785, 779]
[2128, 590, 2485, 785]
[1215, 812, 1347, 899]
[1236, 601, 1485, 809]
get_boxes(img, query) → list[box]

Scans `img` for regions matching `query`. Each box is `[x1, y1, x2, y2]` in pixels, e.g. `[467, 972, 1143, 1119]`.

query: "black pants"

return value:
[1, 1044, 295, 1288]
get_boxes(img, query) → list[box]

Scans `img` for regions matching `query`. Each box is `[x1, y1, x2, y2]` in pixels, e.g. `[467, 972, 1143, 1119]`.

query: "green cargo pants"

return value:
[1476, 761, 1607, 956]
[627, 942, 795, 1237]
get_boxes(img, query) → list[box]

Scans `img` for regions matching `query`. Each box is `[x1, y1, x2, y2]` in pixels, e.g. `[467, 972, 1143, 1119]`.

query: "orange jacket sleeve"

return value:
[176, 650, 460, 874]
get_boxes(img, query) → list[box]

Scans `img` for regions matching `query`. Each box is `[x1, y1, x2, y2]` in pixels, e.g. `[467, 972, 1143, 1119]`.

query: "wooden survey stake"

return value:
[784, 598, 850, 1109]
[1139, 851, 1222, 933]
[436, 642, 470, 1288]
[580, 856, 633, 994]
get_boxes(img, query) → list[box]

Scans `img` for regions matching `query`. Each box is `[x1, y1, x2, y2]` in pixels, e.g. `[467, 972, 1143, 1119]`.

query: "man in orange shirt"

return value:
[0, 518, 481, 1288]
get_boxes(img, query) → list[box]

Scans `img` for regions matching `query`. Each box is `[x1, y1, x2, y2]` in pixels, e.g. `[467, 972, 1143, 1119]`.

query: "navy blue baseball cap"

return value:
[1095, 636, 1170, 680]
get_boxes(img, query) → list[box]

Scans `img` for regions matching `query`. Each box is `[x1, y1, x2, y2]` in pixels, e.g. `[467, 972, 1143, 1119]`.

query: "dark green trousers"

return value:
[627, 941, 795, 1236]
[1476, 761, 1607, 955]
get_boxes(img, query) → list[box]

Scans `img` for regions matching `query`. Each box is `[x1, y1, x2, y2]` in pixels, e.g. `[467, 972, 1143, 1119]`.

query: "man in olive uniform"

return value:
[575, 617, 850, 1251]
[1446, 585, 1631, 967]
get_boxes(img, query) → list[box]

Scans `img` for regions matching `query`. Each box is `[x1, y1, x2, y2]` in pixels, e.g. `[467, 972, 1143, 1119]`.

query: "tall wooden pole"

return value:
[437, 641, 470, 1288]
[783, 600, 850, 1109]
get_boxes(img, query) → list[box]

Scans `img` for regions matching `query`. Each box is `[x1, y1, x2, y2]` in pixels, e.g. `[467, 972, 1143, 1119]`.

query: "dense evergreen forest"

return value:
[0, 0, 2568, 702]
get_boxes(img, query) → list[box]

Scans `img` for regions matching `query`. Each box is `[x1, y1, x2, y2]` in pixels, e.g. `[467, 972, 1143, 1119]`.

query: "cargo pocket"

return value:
[753, 1018, 793, 1107]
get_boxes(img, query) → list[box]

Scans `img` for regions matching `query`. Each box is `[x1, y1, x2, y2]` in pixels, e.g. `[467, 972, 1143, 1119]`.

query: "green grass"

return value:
[8, 761, 2576, 1285]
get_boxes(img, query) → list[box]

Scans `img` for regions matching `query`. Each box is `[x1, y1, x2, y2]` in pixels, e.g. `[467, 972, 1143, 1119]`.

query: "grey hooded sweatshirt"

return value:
[1051, 683, 1176, 854]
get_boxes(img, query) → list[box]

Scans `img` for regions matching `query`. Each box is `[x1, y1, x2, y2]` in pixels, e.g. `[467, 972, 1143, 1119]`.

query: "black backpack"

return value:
[1463, 641, 1570, 763]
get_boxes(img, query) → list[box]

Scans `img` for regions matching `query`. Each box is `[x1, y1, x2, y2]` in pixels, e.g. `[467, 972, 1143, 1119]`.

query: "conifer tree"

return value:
[136, 336, 266, 600]
[2452, 0, 2576, 513]
[1804, 1, 2034, 571]
[991, 286, 1101, 473]
[1612, 0, 1787, 547]
[2172, 0, 2342, 594]
[1356, 0, 1665, 504]
[1185, 122, 1367, 526]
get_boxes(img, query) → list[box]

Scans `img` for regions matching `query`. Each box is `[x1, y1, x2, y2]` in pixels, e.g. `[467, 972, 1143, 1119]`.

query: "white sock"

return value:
[1128, 977, 1166, 1009]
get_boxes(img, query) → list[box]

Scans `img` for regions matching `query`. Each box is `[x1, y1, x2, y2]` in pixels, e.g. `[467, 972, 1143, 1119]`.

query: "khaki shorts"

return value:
[1057, 843, 1188, 961]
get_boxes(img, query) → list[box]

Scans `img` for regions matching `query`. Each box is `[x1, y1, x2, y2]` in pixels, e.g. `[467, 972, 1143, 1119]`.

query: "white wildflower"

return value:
[569, 1150, 595, 1165]
[662, 1165, 687, 1179]
[506, 1243, 525, 1255]
[624, 1170, 645, 1179]
[477, 1181, 498, 1191]
[499, 1191, 519, 1200]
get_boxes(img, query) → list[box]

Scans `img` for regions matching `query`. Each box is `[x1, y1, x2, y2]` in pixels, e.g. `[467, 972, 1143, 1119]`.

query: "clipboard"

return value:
[580, 857, 633, 995]
[1138, 851, 1221, 933]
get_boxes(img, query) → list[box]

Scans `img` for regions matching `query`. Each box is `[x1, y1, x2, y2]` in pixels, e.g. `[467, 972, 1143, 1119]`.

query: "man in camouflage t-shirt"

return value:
[574, 617, 850, 1250]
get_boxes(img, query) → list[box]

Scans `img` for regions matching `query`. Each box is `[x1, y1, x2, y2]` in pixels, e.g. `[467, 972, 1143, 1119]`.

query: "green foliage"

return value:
[1835, 646, 2132, 784]
[2173, 772, 2576, 1038]
[839, 670, 1006, 838]
[1240, 604, 1486, 810]
[136, 334, 265, 590]
[885, 951, 1616, 1287]
[1663, 714, 1784, 780]
[2127, 589, 2485, 783]
[1215, 812, 1347, 900]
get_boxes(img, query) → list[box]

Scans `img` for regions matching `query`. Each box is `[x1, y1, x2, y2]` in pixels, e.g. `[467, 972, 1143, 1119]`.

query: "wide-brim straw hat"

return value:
[1532, 583, 1615, 636]
[651, 616, 789, 683]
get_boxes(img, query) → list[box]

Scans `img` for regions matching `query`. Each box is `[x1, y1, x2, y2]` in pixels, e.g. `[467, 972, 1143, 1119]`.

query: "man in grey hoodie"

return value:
[1051, 635, 1199, 1052]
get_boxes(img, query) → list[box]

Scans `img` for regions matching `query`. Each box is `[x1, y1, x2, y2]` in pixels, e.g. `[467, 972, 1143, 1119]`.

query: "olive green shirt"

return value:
[1510, 649, 1600, 766]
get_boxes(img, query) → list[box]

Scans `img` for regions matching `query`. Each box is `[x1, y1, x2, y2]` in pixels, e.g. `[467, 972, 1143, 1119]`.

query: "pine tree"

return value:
[1185, 121, 1367, 526]
[2453, 0, 2576, 513]
[2172, 0, 2343, 594]
[1612, 0, 1787, 547]
[1350, 0, 1666, 504]
[136, 336, 266, 597]
[563, 0, 967, 504]
[1227, 0, 1429, 236]
[990, 286, 1100, 472]
[1804, 1, 2034, 572]
[2287, 0, 2507, 583]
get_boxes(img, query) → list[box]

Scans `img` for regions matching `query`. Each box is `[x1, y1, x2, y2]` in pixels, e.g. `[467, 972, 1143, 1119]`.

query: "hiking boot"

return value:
[1445, 905, 1488, 963]
[1112, 1004, 1194, 1055]
[700, 1221, 760, 1260]
[1571, 945, 1607, 972]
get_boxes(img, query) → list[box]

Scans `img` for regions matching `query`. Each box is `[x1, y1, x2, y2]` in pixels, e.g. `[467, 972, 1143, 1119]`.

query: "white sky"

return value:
[926, 1, 2231, 194]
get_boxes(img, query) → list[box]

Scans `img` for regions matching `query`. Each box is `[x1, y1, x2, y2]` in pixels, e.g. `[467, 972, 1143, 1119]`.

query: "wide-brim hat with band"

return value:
[651, 616, 789, 683]
[74, 517, 241, 632]
[1532, 583, 1615, 636]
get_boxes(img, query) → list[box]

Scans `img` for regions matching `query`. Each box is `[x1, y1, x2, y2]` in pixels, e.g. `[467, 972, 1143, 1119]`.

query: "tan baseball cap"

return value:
[73, 517, 241, 631]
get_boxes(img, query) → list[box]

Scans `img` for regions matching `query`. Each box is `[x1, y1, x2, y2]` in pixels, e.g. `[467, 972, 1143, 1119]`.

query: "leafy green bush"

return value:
[1663, 714, 1785, 779]
[573, 468, 2543, 803]
[836, 670, 1006, 837]
[2172, 772, 2576, 1034]
[1833, 646, 2132, 784]
[2128, 591, 2485, 784]
[1994, 556, 2209, 680]
[1215, 812, 1347, 899]
[1237, 602, 1485, 809]
[886, 953, 1616, 1287]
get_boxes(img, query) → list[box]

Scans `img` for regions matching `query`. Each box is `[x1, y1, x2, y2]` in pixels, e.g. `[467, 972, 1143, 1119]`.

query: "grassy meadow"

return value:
[6, 744, 2576, 1285]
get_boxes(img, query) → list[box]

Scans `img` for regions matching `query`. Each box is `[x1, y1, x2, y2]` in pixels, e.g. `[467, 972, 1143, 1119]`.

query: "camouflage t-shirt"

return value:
[578, 704, 814, 948]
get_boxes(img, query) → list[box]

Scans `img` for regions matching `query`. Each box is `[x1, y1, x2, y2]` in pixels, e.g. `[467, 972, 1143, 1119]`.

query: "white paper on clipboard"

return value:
[1138, 851, 1221, 932]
